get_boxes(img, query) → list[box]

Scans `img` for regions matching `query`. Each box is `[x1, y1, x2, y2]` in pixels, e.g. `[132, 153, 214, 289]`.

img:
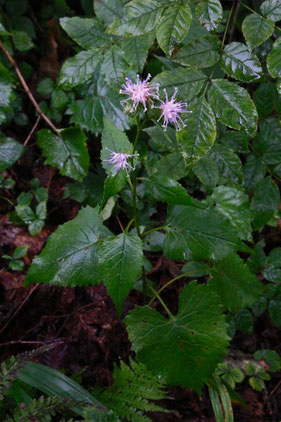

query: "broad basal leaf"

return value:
[37, 127, 89, 182]
[98, 233, 143, 315]
[261, 0, 281, 22]
[212, 186, 252, 241]
[242, 13, 274, 50]
[144, 174, 192, 205]
[122, 31, 155, 73]
[250, 177, 280, 230]
[208, 79, 258, 137]
[59, 49, 102, 89]
[156, 4, 192, 56]
[221, 42, 262, 82]
[107, 0, 165, 36]
[177, 97, 216, 167]
[25, 207, 111, 286]
[153, 67, 206, 100]
[210, 144, 244, 184]
[173, 35, 220, 69]
[0, 137, 24, 172]
[60, 17, 110, 49]
[209, 254, 264, 311]
[196, 0, 223, 31]
[164, 204, 251, 261]
[267, 37, 281, 79]
[125, 282, 229, 393]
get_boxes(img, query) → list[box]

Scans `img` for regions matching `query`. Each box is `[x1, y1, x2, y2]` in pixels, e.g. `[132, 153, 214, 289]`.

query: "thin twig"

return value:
[229, 0, 241, 43]
[0, 40, 60, 136]
[23, 115, 41, 146]
[0, 340, 64, 348]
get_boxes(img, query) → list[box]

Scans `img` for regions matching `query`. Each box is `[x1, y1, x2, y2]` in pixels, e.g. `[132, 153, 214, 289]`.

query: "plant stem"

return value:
[241, 2, 281, 33]
[221, 4, 235, 52]
[128, 176, 141, 238]
[141, 225, 167, 238]
[147, 284, 175, 320]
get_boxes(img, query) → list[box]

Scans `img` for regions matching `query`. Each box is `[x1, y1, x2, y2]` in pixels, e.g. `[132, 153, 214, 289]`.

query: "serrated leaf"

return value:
[243, 154, 266, 192]
[210, 144, 244, 184]
[144, 174, 192, 205]
[125, 282, 229, 393]
[94, 0, 127, 25]
[156, 4, 192, 56]
[233, 309, 253, 334]
[208, 79, 258, 137]
[144, 125, 176, 152]
[152, 67, 206, 100]
[250, 177, 280, 230]
[146, 151, 188, 180]
[267, 37, 281, 79]
[254, 82, 275, 116]
[261, 0, 281, 22]
[29, 219, 45, 236]
[209, 254, 263, 311]
[269, 299, 281, 328]
[193, 155, 219, 190]
[221, 42, 262, 82]
[0, 137, 24, 172]
[122, 31, 155, 73]
[37, 77, 55, 96]
[37, 127, 89, 182]
[60, 17, 110, 49]
[0, 77, 13, 107]
[177, 97, 216, 167]
[258, 117, 281, 164]
[100, 172, 127, 210]
[101, 46, 129, 88]
[220, 130, 249, 153]
[12, 30, 34, 51]
[173, 35, 220, 68]
[164, 204, 251, 261]
[25, 207, 111, 286]
[254, 349, 281, 372]
[242, 13, 274, 50]
[98, 233, 143, 315]
[107, 0, 165, 36]
[196, 0, 223, 31]
[59, 49, 102, 89]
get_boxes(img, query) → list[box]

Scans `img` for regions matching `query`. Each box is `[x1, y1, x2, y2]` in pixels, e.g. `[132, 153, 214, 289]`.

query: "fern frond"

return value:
[0, 344, 55, 400]
[83, 406, 120, 422]
[94, 359, 169, 422]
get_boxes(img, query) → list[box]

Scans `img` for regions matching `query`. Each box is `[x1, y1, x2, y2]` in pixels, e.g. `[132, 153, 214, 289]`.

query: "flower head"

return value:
[156, 87, 190, 131]
[119, 74, 159, 112]
[104, 148, 139, 176]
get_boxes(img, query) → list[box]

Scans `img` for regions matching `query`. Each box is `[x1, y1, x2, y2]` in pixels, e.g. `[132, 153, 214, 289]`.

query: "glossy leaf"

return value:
[254, 349, 281, 372]
[146, 151, 189, 180]
[258, 118, 281, 164]
[107, 0, 165, 36]
[269, 299, 281, 329]
[221, 42, 262, 82]
[177, 97, 216, 167]
[94, 0, 127, 25]
[125, 282, 229, 393]
[210, 144, 244, 184]
[25, 206, 111, 286]
[0, 77, 13, 107]
[196, 0, 223, 31]
[261, 0, 281, 22]
[254, 82, 275, 116]
[173, 35, 220, 69]
[243, 154, 266, 192]
[37, 127, 89, 182]
[98, 233, 143, 315]
[0, 137, 24, 172]
[242, 13, 274, 50]
[144, 174, 192, 205]
[122, 31, 155, 73]
[100, 172, 127, 210]
[209, 254, 263, 311]
[156, 4, 192, 56]
[193, 155, 219, 190]
[101, 46, 129, 87]
[60, 17, 110, 49]
[250, 177, 280, 230]
[208, 79, 258, 137]
[267, 37, 281, 79]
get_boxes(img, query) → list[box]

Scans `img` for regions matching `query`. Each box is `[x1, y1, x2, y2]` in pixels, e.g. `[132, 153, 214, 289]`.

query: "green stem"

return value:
[128, 177, 141, 238]
[0, 195, 14, 206]
[148, 268, 210, 306]
[221, 4, 234, 52]
[147, 284, 175, 320]
[141, 225, 167, 238]
[125, 218, 135, 233]
[241, 2, 281, 33]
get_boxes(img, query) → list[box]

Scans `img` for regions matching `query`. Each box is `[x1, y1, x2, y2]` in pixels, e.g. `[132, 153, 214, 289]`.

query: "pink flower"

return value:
[104, 149, 139, 176]
[119, 74, 159, 112]
[156, 88, 190, 131]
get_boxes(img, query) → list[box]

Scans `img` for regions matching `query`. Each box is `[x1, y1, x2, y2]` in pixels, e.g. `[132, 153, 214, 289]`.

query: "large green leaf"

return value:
[37, 127, 89, 182]
[267, 37, 281, 79]
[164, 204, 251, 261]
[144, 174, 192, 205]
[243, 154, 266, 192]
[242, 13, 274, 50]
[125, 282, 229, 393]
[0, 77, 13, 107]
[208, 79, 258, 137]
[25, 206, 111, 286]
[122, 31, 155, 73]
[212, 186, 252, 241]
[100, 172, 127, 210]
[173, 35, 220, 69]
[98, 233, 143, 315]
[209, 254, 263, 311]
[250, 177, 280, 230]
[60, 17, 110, 49]
[195, 0, 223, 31]
[0, 137, 24, 172]
[221, 42, 262, 82]
[101, 46, 129, 88]
[254, 82, 275, 116]
[192, 155, 219, 190]
[94, 0, 127, 25]
[258, 117, 281, 164]
[153, 67, 206, 100]
[146, 151, 188, 180]
[210, 144, 244, 184]
[261, 0, 281, 22]
[156, 4, 192, 56]
[177, 97, 216, 167]
[107, 0, 165, 36]
[58, 49, 103, 89]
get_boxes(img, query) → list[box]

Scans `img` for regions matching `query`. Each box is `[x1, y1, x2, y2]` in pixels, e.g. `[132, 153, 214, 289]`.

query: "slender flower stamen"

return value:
[104, 148, 139, 176]
[119, 74, 159, 112]
[156, 87, 191, 132]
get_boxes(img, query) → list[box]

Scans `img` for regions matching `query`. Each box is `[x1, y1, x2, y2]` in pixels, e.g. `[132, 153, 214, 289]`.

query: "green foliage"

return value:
[2, 244, 28, 271]
[0, 137, 24, 172]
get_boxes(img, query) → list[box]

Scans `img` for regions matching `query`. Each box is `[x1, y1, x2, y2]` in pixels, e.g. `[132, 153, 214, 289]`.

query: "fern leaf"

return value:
[83, 406, 120, 421]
